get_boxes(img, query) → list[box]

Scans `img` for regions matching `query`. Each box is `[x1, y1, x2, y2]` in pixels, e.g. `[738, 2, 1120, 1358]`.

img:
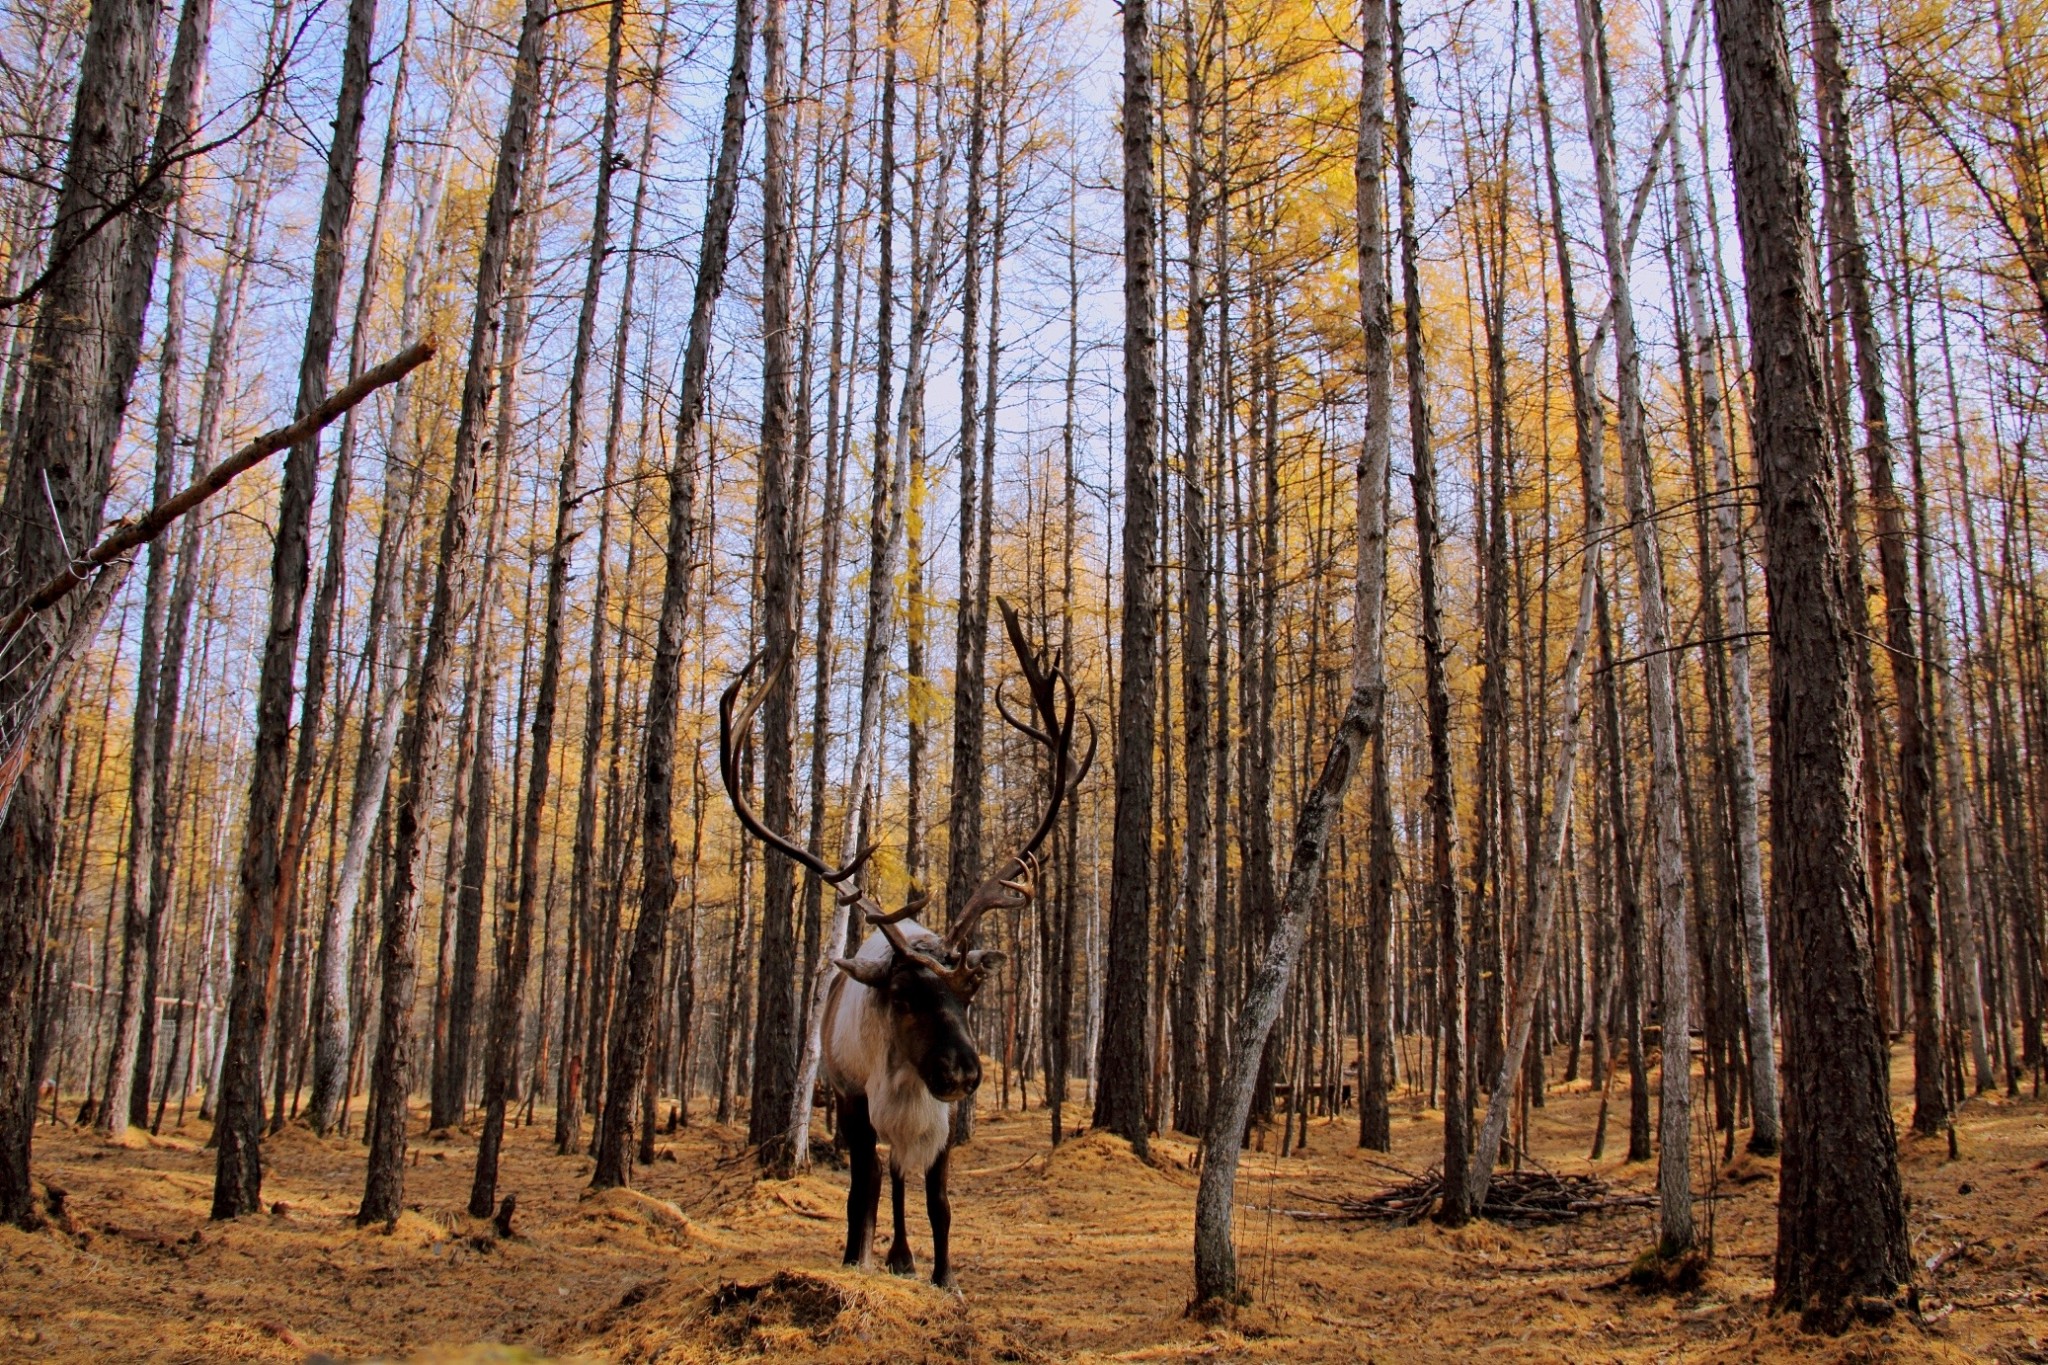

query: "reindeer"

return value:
[719, 600, 1092, 1288]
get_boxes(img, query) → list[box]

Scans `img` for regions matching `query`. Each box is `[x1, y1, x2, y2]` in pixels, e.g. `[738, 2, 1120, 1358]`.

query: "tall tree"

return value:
[471, 0, 633, 1216]
[358, 0, 551, 1226]
[1708, 0, 1911, 1324]
[213, 0, 379, 1214]
[1663, 0, 1777, 1156]
[1093, 0, 1160, 1155]
[1811, 0, 1946, 1138]
[1191, 0, 1395, 1297]
[1170, 0, 1213, 1138]
[590, 0, 754, 1191]
[748, 0, 804, 1176]
[0, 0, 161, 1217]
[1575, 0, 1694, 1254]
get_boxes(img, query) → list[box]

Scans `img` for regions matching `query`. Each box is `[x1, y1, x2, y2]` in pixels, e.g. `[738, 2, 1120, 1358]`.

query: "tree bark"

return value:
[748, 0, 803, 1176]
[1810, 0, 1947, 1138]
[1094, 0, 1160, 1155]
[590, 0, 752, 1191]
[1664, 0, 1778, 1156]
[359, 0, 550, 1226]
[1576, 0, 1697, 1253]
[1189, 0, 1392, 1297]
[1708, 0, 1912, 1322]
[212, 0, 378, 1216]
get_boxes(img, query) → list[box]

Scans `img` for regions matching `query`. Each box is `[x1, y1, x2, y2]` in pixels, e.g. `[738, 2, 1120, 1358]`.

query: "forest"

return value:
[0, 0, 2045, 1356]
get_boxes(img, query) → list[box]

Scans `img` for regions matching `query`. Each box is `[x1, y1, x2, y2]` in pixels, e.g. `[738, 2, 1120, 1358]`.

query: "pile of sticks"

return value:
[1296, 1168, 1653, 1228]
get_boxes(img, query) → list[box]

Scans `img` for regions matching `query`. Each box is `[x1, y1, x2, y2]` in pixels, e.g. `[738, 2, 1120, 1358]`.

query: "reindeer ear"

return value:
[966, 948, 1006, 971]
[833, 956, 892, 989]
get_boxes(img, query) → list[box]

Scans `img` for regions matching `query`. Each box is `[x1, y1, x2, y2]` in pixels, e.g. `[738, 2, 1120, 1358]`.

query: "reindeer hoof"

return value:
[931, 1269, 957, 1292]
[885, 1245, 915, 1276]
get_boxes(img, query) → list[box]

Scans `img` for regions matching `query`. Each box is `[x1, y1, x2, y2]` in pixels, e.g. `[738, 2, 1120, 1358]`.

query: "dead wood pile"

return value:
[1291, 1168, 1654, 1228]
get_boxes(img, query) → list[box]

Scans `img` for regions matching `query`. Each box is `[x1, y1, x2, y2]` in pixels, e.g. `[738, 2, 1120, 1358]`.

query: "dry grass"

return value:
[2, 1041, 2043, 1363]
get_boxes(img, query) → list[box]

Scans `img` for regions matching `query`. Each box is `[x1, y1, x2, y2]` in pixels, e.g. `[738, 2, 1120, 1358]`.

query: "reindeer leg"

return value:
[885, 1161, 915, 1275]
[839, 1095, 878, 1268]
[926, 1146, 954, 1289]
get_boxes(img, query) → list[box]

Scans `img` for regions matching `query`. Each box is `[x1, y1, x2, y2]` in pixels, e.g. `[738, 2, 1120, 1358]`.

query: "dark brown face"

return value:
[881, 956, 983, 1102]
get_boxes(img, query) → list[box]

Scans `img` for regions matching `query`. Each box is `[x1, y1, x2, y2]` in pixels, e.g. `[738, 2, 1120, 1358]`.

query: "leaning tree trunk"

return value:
[1708, 0, 1912, 1326]
[302, 0, 419, 1136]
[1469, 0, 1611, 1208]
[589, 0, 752, 1192]
[1388, 0, 1469, 1229]
[1189, 0, 1391, 1300]
[305, 109, 450, 1135]
[1576, 0, 1693, 1255]
[212, 0, 377, 1217]
[358, 0, 549, 1227]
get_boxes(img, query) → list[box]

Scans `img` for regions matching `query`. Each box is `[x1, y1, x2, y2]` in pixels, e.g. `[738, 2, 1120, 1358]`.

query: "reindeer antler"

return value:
[943, 600, 1098, 964]
[719, 652, 877, 887]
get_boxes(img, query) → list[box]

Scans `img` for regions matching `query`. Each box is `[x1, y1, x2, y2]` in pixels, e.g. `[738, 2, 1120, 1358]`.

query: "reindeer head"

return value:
[718, 600, 1094, 1099]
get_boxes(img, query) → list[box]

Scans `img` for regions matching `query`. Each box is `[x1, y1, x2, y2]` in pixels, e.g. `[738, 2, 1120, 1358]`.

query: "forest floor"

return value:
[3, 1042, 2044, 1363]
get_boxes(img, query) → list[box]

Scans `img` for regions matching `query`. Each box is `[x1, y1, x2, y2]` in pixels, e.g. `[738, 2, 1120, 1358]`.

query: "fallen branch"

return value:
[0, 339, 435, 644]
[1297, 1168, 1656, 1228]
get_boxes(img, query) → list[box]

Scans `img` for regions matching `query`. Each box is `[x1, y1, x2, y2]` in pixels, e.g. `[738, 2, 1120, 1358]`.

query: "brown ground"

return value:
[2, 1043, 2043, 1363]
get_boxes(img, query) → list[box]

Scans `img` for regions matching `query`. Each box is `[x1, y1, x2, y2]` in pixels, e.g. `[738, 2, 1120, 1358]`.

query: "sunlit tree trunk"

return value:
[359, 0, 550, 1225]
[590, 0, 753, 1191]
[1708, 0, 1911, 1323]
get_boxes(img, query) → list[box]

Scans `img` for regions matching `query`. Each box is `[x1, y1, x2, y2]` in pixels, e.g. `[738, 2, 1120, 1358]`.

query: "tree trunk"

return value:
[1708, 0, 1912, 1323]
[212, 0, 378, 1216]
[471, 0, 632, 1214]
[786, 19, 858, 1169]
[944, 0, 992, 941]
[1094, 0, 1160, 1155]
[1189, 0, 1393, 1297]
[590, 0, 752, 1191]
[1469, 0, 1611, 1206]
[0, 0, 168, 1227]
[358, 0, 549, 1226]
[1665, 0, 1777, 1156]
[747, 0, 803, 1176]
[304, 0, 421, 1137]
[1577, 0, 1695, 1253]
[1810, 0, 1946, 1138]
[1170, 0, 1213, 1140]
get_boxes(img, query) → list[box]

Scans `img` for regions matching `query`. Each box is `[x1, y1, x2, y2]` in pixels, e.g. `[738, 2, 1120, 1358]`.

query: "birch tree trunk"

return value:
[1190, 0, 1391, 1298]
[1576, 0, 1694, 1253]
